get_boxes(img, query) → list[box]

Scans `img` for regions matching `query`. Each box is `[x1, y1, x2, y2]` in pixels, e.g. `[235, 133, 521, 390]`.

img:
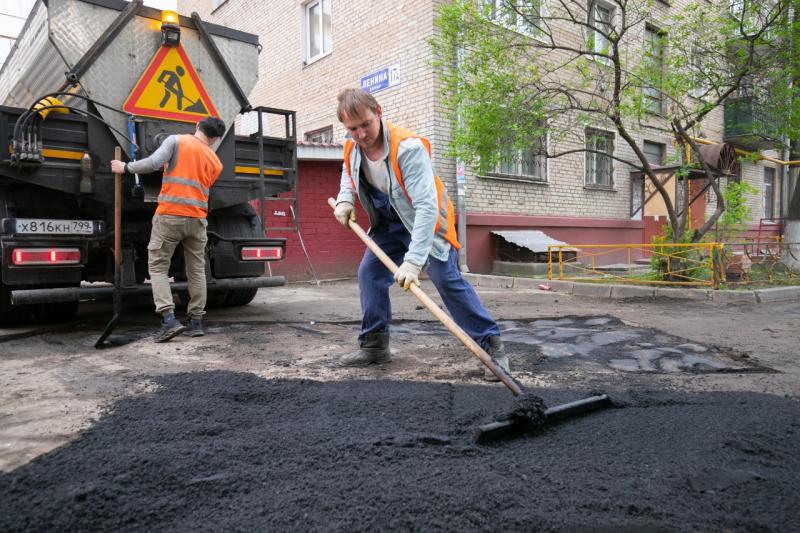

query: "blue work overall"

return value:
[358, 183, 500, 348]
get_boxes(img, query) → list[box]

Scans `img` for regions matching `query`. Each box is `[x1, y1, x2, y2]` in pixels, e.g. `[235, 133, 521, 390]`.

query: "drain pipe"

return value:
[456, 161, 469, 272]
[455, 34, 469, 272]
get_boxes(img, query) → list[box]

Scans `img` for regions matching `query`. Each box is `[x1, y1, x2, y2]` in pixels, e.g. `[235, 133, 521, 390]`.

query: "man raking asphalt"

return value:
[328, 197, 611, 443]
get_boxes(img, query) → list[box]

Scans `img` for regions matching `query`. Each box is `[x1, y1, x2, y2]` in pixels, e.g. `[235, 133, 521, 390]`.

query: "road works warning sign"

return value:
[123, 44, 218, 122]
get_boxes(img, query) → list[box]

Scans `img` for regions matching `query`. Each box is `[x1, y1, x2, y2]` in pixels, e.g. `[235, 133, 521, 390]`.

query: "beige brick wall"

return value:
[181, 0, 783, 224]
[182, 0, 440, 144]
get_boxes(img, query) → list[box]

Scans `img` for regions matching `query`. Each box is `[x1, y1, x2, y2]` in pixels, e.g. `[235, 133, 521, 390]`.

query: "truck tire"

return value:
[0, 284, 17, 325]
[169, 204, 265, 310]
[175, 288, 229, 310]
[0, 283, 43, 325]
[38, 299, 79, 323]
[208, 204, 266, 309]
[224, 287, 258, 307]
[206, 288, 231, 308]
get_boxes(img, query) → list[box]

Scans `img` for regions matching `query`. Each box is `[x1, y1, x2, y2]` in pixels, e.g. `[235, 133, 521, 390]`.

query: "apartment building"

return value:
[179, 0, 789, 277]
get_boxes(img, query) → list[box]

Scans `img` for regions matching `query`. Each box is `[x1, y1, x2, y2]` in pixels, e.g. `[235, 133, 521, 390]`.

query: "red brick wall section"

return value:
[254, 160, 367, 282]
[466, 213, 646, 273]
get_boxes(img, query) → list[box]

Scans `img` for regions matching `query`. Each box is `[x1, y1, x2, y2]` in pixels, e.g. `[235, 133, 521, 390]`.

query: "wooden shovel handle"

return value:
[114, 146, 122, 273]
[328, 198, 521, 395]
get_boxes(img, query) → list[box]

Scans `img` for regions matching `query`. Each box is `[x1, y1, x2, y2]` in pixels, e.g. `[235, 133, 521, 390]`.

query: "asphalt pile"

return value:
[2, 371, 799, 531]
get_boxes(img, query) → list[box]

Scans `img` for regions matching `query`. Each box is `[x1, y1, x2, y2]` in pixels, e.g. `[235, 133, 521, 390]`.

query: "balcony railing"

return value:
[723, 96, 782, 151]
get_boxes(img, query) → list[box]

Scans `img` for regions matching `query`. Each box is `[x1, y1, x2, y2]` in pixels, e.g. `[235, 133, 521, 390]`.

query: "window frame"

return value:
[763, 166, 776, 220]
[643, 25, 666, 115]
[304, 0, 332, 64]
[487, 133, 549, 183]
[642, 140, 665, 166]
[588, 0, 615, 58]
[585, 127, 615, 188]
[484, 0, 546, 40]
[304, 126, 334, 144]
[689, 46, 710, 100]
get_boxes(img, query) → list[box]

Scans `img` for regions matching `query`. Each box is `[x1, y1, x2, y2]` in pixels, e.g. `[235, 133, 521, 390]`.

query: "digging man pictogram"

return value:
[157, 65, 207, 114]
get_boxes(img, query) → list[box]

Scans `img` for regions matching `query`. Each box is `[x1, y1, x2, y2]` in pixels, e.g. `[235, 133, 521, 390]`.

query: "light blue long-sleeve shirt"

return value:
[336, 119, 451, 266]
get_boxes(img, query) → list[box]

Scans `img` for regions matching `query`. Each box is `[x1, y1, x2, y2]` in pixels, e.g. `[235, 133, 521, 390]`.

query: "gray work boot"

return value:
[154, 313, 186, 343]
[338, 331, 392, 367]
[481, 335, 510, 382]
[185, 316, 205, 337]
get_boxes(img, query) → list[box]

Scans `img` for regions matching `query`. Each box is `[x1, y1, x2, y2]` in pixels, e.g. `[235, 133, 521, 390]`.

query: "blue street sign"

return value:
[360, 64, 400, 94]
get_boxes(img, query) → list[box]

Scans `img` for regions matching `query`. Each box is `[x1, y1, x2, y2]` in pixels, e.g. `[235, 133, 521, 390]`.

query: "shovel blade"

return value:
[94, 313, 120, 349]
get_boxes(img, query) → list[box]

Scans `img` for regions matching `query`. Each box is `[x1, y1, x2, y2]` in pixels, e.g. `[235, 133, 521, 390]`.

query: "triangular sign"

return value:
[123, 44, 218, 122]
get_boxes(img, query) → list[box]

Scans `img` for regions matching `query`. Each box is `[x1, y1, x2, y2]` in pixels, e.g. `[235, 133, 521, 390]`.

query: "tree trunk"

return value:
[787, 139, 800, 220]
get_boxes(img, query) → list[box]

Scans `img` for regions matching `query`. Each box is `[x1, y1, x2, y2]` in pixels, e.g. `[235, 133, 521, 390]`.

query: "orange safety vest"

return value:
[343, 121, 460, 249]
[156, 134, 223, 218]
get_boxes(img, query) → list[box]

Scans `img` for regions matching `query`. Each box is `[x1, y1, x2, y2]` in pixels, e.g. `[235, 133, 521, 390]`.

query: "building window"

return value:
[763, 167, 775, 220]
[643, 27, 665, 114]
[237, 110, 270, 136]
[491, 136, 547, 182]
[305, 0, 332, 63]
[585, 128, 614, 187]
[304, 126, 334, 143]
[642, 140, 665, 166]
[484, 0, 544, 37]
[588, 0, 615, 56]
[631, 177, 643, 220]
[689, 46, 709, 99]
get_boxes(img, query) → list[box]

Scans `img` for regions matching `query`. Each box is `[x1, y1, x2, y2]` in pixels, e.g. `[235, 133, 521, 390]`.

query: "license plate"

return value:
[13, 218, 96, 235]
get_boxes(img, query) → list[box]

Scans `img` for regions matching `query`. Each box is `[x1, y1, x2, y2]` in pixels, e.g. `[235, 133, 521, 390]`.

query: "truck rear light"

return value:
[241, 246, 282, 261]
[12, 248, 81, 266]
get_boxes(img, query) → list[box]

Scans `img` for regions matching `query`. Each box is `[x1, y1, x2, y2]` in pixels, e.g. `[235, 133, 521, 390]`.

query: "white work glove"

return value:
[394, 261, 422, 290]
[334, 202, 356, 227]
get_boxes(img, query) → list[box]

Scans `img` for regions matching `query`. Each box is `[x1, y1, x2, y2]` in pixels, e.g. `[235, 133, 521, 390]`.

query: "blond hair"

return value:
[336, 88, 380, 121]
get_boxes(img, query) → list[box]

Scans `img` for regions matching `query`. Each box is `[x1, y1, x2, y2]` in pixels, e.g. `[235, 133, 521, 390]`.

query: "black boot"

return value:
[338, 331, 392, 367]
[154, 313, 186, 343]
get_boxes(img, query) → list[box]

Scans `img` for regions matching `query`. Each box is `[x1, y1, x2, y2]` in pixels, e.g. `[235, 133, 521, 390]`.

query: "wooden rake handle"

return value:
[328, 198, 521, 396]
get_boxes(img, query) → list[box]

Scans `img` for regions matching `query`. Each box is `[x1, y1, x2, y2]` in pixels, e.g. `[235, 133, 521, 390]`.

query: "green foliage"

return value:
[650, 225, 711, 282]
[701, 179, 759, 283]
[431, 0, 797, 239]
[431, 1, 548, 173]
[717, 180, 759, 238]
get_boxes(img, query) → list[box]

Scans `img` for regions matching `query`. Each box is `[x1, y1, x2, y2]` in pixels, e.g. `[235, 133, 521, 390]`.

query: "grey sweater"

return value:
[127, 135, 179, 174]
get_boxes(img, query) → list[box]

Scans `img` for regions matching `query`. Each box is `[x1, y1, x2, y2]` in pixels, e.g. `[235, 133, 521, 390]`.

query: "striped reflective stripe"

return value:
[162, 176, 210, 196]
[157, 195, 208, 209]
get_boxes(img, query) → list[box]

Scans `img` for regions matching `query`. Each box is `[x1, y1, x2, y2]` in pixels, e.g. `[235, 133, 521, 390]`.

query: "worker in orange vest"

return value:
[111, 116, 225, 342]
[333, 89, 509, 381]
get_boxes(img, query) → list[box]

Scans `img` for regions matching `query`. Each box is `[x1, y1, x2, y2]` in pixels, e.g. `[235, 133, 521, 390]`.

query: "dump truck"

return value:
[0, 0, 296, 325]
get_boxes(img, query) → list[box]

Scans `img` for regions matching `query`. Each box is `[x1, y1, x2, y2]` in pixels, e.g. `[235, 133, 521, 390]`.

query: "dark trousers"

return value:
[357, 187, 499, 348]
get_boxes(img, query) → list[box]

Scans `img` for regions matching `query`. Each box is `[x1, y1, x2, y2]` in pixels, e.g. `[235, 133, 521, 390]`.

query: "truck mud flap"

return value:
[10, 276, 286, 305]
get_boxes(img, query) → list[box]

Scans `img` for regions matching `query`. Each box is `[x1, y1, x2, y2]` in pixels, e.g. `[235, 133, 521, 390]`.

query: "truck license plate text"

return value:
[15, 219, 94, 235]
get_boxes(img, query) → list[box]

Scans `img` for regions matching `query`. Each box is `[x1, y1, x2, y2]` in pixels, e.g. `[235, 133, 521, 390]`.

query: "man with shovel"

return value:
[333, 88, 509, 381]
[111, 116, 225, 342]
